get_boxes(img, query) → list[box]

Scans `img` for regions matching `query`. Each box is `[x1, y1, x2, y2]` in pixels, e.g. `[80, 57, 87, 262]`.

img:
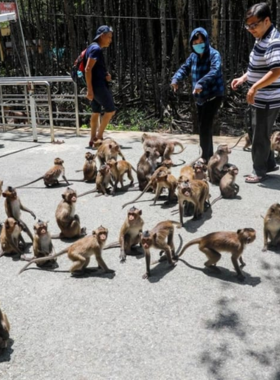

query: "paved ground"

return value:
[0, 127, 280, 380]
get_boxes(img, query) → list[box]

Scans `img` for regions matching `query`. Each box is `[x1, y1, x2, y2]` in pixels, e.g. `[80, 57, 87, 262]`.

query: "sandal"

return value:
[245, 174, 265, 183]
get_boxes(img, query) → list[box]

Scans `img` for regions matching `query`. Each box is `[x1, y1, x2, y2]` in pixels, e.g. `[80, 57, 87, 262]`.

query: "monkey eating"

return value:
[207, 144, 232, 185]
[15, 157, 70, 188]
[2, 186, 36, 241]
[53, 187, 86, 239]
[19, 226, 115, 276]
[211, 165, 239, 206]
[176, 228, 256, 281]
[0, 217, 26, 258]
[262, 203, 280, 252]
[140, 220, 181, 279]
[0, 306, 10, 350]
[104, 206, 144, 262]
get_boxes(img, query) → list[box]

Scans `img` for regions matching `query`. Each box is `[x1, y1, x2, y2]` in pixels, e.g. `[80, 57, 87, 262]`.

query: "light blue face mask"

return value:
[192, 42, 205, 54]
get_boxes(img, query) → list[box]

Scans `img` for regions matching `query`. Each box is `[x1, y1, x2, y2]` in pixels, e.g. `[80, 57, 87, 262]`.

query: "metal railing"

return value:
[0, 76, 80, 142]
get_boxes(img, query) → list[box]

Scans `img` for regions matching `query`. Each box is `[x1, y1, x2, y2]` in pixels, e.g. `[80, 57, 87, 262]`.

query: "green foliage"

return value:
[109, 108, 162, 132]
[81, 124, 89, 129]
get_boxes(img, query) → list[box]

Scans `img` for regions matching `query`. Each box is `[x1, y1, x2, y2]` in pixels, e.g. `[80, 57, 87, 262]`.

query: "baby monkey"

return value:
[19, 226, 114, 276]
[177, 228, 256, 281]
[16, 157, 70, 188]
[141, 220, 181, 279]
[262, 203, 280, 252]
[211, 165, 239, 206]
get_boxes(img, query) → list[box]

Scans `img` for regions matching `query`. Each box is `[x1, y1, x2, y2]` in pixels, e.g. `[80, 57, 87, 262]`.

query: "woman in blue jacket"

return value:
[171, 27, 224, 163]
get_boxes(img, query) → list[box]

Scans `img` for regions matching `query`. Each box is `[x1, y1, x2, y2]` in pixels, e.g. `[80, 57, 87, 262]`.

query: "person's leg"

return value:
[90, 113, 100, 142]
[97, 111, 116, 140]
[251, 106, 279, 177]
[197, 97, 222, 162]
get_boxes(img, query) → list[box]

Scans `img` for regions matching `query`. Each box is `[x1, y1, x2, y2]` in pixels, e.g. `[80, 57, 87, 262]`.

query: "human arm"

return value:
[231, 72, 248, 90]
[246, 68, 280, 104]
[85, 58, 97, 101]
[170, 56, 192, 92]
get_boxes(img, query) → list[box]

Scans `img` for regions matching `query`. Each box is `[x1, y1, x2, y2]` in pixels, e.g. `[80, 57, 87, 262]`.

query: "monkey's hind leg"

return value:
[200, 247, 221, 272]
[70, 255, 90, 275]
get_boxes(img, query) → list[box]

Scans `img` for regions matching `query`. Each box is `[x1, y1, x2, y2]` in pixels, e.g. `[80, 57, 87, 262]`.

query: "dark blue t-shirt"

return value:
[85, 42, 107, 86]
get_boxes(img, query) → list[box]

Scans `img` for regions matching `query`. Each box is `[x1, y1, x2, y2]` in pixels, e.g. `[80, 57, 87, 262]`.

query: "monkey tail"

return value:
[18, 248, 68, 275]
[210, 195, 223, 206]
[172, 142, 186, 155]
[122, 179, 152, 208]
[177, 238, 201, 258]
[131, 166, 138, 173]
[229, 134, 246, 149]
[77, 188, 97, 198]
[171, 159, 186, 167]
[15, 176, 44, 189]
[103, 241, 120, 250]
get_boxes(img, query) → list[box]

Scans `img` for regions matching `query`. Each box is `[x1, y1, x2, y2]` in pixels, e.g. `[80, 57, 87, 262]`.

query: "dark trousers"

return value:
[251, 105, 280, 176]
[197, 96, 223, 162]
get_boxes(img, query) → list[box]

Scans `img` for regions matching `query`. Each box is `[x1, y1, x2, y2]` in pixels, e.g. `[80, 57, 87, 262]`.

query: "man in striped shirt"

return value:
[231, 2, 280, 183]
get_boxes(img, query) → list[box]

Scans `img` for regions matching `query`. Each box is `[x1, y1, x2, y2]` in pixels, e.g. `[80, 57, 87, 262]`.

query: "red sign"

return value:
[0, 3, 17, 19]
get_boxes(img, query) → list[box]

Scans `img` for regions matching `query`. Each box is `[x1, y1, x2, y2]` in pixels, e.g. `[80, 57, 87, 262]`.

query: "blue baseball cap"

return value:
[93, 25, 113, 41]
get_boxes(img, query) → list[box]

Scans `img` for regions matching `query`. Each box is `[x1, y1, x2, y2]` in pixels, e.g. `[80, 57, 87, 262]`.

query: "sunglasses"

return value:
[244, 19, 264, 30]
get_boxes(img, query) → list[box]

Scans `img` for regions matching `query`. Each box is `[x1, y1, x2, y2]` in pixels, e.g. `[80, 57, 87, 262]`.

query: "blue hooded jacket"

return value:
[171, 27, 224, 104]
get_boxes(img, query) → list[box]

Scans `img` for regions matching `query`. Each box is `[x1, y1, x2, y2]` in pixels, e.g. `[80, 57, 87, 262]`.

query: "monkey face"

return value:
[266, 203, 280, 219]
[85, 152, 95, 162]
[141, 238, 152, 249]
[54, 158, 64, 165]
[94, 226, 108, 242]
[237, 228, 256, 244]
[2, 187, 17, 199]
[4, 218, 21, 233]
[34, 221, 48, 235]
[62, 188, 77, 203]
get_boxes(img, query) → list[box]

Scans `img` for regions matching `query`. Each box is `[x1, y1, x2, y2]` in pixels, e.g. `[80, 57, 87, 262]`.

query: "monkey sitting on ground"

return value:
[0, 217, 26, 258]
[141, 133, 185, 161]
[15, 157, 70, 188]
[153, 170, 177, 205]
[106, 158, 137, 191]
[262, 203, 280, 252]
[207, 144, 232, 185]
[177, 179, 210, 224]
[54, 187, 86, 239]
[2, 186, 36, 241]
[211, 165, 239, 206]
[96, 140, 125, 166]
[0, 306, 10, 350]
[104, 206, 144, 262]
[176, 228, 256, 281]
[141, 220, 181, 279]
[137, 147, 161, 191]
[78, 165, 115, 197]
[73, 152, 97, 182]
[19, 226, 115, 276]
[23, 220, 57, 267]
[271, 131, 280, 159]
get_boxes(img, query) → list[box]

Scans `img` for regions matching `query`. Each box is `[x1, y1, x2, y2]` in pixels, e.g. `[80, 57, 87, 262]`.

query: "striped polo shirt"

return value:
[248, 25, 280, 109]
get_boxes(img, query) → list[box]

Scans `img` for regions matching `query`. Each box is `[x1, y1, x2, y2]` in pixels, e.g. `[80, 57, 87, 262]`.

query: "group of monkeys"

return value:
[1, 130, 280, 351]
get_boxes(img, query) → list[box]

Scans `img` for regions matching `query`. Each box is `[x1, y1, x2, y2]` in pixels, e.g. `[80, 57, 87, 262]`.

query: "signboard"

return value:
[0, 3, 17, 19]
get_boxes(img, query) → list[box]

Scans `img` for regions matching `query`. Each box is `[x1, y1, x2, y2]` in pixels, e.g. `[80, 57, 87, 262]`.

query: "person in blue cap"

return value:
[85, 25, 116, 147]
[171, 27, 224, 163]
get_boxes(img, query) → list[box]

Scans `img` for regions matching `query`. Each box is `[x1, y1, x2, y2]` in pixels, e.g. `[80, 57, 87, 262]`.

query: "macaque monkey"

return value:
[262, 203, 280, 252]
[153, 171, 177, 205]
[141, 133, 185, 161]
[0, 307, 10, 350]
[140, 220, 181, 279]
[0, 217, 25, 258]
[178, 165, 195, 183]
[137, 147, 161, 191]
[15, 158, 70, 188]
[106, 158, 137, 190]
[78, 165, 114, 197]
[54, 187, 86, 239]
[208, 144, 231, 185]
[122, 165, 171, 209]
[192, 160, 208, 180]
[176, 228, 256, 281]
[230, 133, 251, 151]
[28, 220, 56, 267]
[19, 226, 114, 276]
[2, 186, 35, 241]
[105, 206, 144, 262]
[211, 165, 239, 206]
[177, 179, 210, 223]
[96, 140, 125, 166]
[93, 137, 120, 149]
[271, 131, 280, 159]
[73, 152, 97, 182]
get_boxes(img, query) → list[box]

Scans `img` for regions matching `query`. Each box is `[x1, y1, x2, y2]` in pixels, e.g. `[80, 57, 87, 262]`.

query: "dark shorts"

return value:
[90, 84, 116, 113]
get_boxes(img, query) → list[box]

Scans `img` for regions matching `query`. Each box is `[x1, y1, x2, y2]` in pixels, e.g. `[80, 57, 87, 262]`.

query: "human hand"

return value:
[193, 88, 202, 94]
[231, 78, 243, 90]
[246, 86, 257, 104]
[106, 73, 112, 82]
[86, 90, 94, 101]
[171, 83, 178, 92]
